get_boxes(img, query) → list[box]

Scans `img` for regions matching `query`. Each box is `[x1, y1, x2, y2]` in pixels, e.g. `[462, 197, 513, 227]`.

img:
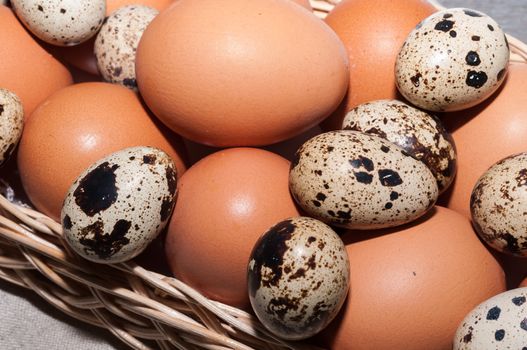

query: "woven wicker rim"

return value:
[0, 1, 526, 349]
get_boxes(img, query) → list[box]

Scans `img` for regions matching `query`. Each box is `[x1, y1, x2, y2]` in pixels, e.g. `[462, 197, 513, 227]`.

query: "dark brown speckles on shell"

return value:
[289, 130, 438, 230]
[62, 147, 177, 263]
[248, 217, 349, 340]
[395, 8, 509, 111]
[454, 288, 527, 349]
[0, 89, 24, 166]
[470, 153, 527, 257]
[342, 100, 457, 193]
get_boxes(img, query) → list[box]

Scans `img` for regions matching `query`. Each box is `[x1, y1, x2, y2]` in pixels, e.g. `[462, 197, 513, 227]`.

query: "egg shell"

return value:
[0, 6, 72, 117]
[289, 130, 438, 229]
[441, 62, 527, 218]
[136, 0, 349, 146]
[62, 147, 176, 263]
[0, 89, 23, 166]
[521, 278, 527, 288]
[95, 5, 158, 90]
[165, 148, 301, 309]
[470, 153, 527, 257]
[248, 217, 349, 340]
[321, 0, 437, 130]
[17, 82, 187, 222]
[290, 0, 312, 11]
[454, 287, 527, 349]
[319, 206, 506, 350]
[343, 99, 457, 193]
[106, 0, 173, 15]
[395, 8, 510, 112]
[11, 0, 106, 46]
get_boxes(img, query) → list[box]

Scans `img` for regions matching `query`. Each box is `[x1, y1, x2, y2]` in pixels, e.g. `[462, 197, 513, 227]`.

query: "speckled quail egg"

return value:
[289, 130, 438, 229]
[0, 89, 23, 166]
[11, 0, 105, 46]
[454, 287, 527, 349]
[342, 99, 457, 193]
[61, 146, 177, 264]
[471, 153, 527, 257]
[248, 217, 350, 340]
[95, 5, 158, 90]
[395, 8, 510, 111]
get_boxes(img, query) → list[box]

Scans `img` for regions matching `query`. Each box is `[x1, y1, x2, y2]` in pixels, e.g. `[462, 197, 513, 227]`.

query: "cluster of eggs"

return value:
[0, 0, 526, 348]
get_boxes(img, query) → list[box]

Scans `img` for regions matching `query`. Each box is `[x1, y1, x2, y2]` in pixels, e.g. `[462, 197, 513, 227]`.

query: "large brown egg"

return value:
[136, 0, 349, 146]
[48, 0, 175, 76]
[322, 0, 436, 130]
[441, 62, 527, 218]
[0, 6, 72, 117]
[320, 206, 505, 350]
[165, 148, 301, 309]
[17, 82, 187, 222]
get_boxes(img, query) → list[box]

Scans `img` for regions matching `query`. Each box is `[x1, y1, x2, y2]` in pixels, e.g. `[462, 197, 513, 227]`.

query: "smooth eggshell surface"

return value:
[62, 147, 177, 263]
[342, 99, 456, 193]
[471, 153, 527, 257]
[289, 130, 438, 229]
[396, 8, 509, 112]
[441, 62, 527, 218]
[11, 0, 106, 46]
[322, 0, 437, 130]
[95, 5, 158, 90]
[0, 89, 24, 166]
[454, 288, 527, 349]
[17, 82, 187, 222]
[165, 148, 301, 310]
[0, 6, 73, 117]
[248, 217, 349, 340]
[136, 0, 349, 146]
[320, 206, 506, 350]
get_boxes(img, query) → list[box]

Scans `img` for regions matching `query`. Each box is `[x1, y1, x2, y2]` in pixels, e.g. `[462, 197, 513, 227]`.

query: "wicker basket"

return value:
[0, 1, 526, 349]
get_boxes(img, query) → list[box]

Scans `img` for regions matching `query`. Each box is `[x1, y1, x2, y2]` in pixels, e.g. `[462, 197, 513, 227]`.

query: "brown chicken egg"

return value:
[521, 277, 527, 288]
[0, 6, 72, 117]
[441, 62, 527, 218]
[165, 148, 301, 310]
[136, 0, 349, 146]
[17, 82, 187, 222]
[319, 206, 506, 350]
[322, 0, 437, 130]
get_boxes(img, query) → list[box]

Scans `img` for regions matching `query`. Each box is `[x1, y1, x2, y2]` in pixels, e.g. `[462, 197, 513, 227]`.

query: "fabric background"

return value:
[0, 0, 525, 349]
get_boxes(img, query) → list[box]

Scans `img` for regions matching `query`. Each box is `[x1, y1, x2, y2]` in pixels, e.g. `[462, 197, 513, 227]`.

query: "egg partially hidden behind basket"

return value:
[136, 0, 349, 147]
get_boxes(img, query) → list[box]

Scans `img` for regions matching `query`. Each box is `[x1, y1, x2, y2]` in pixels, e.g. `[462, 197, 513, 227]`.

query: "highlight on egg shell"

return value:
[395, 8, 510, 112]
[342, 99, 457, 193]
[454, 287, 527, 349]
[471, 153, 527, 257]
[95, 5, 159, 90]
[289, 130, 439, 229]
[0, 89, 23, 166]
[61, 146, 177, 264]
[248, 216, 350, 340]
[11, 0, 106, 46]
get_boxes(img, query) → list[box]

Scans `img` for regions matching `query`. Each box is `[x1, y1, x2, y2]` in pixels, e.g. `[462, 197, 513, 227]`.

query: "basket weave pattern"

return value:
[0, 1, 526, 349]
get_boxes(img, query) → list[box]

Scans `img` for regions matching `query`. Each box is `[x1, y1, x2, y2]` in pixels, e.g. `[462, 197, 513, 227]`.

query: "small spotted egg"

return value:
[11, 0, 105, 46]
[61, 146, 177, 264]
[342, 99, 457, 193]
[248, 217, 349, 340]
[471, 153, 527, 257]
[94, 5, 158, 90]
[0, 88, 23, 166]
[454, 287, 527, 349]
[395, 8, 509, 111]
[289, 130, 438, 229]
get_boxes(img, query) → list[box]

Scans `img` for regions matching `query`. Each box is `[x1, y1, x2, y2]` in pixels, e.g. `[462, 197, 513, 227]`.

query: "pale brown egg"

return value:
[48, 0, 175, 76]
[165, 148, 301, 310]
[17, 82, 187, 222]
[0, 6, 72, 117]
[521, 277, 527, 288]
[319, 206, 505, 350]
[322, 0, 436, 130]
[290, 0, 312, 10]
[440, 62, 527, 218]
[136, 0, 349, 146]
